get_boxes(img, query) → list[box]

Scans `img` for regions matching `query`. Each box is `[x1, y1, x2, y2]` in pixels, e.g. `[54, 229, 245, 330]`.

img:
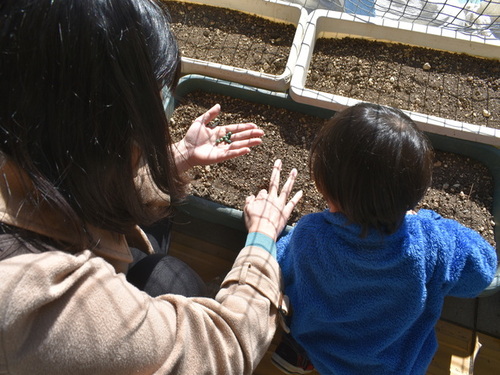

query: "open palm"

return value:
[173, 104, 264, 172]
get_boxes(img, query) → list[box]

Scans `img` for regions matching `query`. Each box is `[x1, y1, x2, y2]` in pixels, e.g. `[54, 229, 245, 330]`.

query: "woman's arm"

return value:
[1, 161, 302, 375]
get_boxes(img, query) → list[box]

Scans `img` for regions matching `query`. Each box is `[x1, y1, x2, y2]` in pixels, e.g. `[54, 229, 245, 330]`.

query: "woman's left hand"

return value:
[173, 104, 264, 172]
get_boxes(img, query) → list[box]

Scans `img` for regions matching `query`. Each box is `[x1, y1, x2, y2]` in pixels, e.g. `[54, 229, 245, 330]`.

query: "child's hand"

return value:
[244, 160, 303, 241]
[173, 104, 264, 172]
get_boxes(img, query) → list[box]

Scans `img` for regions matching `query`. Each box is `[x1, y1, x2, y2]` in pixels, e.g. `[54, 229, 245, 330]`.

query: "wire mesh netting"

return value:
[164, 0, 500, 138]
[292, 0, 500, 41]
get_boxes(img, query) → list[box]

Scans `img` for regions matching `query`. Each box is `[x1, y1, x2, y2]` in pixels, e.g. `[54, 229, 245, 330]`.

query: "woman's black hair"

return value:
[310, 102, 434, 236]
[0, 0, 184, 250]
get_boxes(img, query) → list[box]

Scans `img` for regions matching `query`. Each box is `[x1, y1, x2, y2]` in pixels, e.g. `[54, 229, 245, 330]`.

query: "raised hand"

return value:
[173, 104, 264, 173]
[244, 160, 303, 241]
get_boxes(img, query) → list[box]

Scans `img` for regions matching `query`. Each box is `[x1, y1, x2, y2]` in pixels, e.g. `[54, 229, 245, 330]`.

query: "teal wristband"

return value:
[245, 232, 277, 258]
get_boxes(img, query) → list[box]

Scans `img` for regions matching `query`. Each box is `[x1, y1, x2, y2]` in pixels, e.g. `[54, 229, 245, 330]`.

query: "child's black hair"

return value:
[310, 102, 434, 236]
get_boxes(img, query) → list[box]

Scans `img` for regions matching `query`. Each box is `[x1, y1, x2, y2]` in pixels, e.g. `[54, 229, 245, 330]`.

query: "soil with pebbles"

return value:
[309, 37, 500, 129]
[165, 1, 497, 246]
[165, 1, 295, 76]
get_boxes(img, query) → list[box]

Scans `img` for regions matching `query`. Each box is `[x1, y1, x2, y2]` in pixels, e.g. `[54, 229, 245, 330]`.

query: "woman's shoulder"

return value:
[0, 246, 117, 305]
[0, 247, 104, 286]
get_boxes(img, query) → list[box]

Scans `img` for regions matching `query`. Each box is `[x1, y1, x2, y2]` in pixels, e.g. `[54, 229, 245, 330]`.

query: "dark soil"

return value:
[165, 1, 497, 247]
[309, 37, 500, 129]
[165, 1, 295, 76]
[171, 91, 496, 247]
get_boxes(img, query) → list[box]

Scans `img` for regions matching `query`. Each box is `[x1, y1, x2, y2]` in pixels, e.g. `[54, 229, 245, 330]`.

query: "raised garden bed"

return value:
[308, 37, 500, 129]
[171, 76, 498, 249]
[162, 0, 306, 90]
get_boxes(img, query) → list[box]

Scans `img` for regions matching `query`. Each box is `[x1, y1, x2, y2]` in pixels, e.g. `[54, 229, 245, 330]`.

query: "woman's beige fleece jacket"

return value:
[0, 159, 285, 375]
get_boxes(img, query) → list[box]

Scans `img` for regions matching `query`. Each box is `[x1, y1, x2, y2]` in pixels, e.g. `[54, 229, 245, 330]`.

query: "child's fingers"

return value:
[223, 128, 264, 143]
[279, 168, 298, 199]
[283, 190, 303, 218]
[245, 194, 255, 205]
[268, 159, 282, 195]
[257, 189, 268, 197]
[214, 147, 252, 162]
[289, 190, 303, 207]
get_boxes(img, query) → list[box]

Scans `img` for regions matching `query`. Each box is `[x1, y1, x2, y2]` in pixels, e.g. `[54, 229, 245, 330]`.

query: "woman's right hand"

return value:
[244, 159, 302, 241]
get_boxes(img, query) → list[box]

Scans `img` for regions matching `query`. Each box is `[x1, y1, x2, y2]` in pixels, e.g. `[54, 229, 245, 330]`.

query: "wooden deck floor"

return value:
[169, 211, 500, 375]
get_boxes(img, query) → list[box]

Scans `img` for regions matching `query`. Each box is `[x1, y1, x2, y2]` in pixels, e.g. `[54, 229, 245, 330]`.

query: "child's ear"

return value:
[327, 200, 341, 213]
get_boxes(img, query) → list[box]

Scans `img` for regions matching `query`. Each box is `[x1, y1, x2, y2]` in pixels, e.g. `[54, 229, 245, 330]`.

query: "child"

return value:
[272, 103, 497, 375]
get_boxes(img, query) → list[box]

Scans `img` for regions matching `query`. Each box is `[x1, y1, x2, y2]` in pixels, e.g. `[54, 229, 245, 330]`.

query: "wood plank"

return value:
[474, 332, 500, 374]
[435, 320, 474, 355]
[428, 320, 476, 375]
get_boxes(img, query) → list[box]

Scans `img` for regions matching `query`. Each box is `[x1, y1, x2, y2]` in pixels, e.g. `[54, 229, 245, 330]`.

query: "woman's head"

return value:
[310, 103, 433, 235]
[0, 0, 183, 248]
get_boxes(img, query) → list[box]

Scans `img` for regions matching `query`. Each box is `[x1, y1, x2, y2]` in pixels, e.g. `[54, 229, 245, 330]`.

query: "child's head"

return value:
[0, 0, 182, 243]
[310, 103, 433, 235]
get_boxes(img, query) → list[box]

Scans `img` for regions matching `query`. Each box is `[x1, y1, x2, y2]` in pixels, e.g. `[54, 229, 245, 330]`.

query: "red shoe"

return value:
[271, 333, 315, 374]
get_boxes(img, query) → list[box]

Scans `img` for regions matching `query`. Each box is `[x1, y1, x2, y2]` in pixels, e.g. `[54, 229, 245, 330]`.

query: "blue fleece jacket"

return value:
[277, 209, 497, 375]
